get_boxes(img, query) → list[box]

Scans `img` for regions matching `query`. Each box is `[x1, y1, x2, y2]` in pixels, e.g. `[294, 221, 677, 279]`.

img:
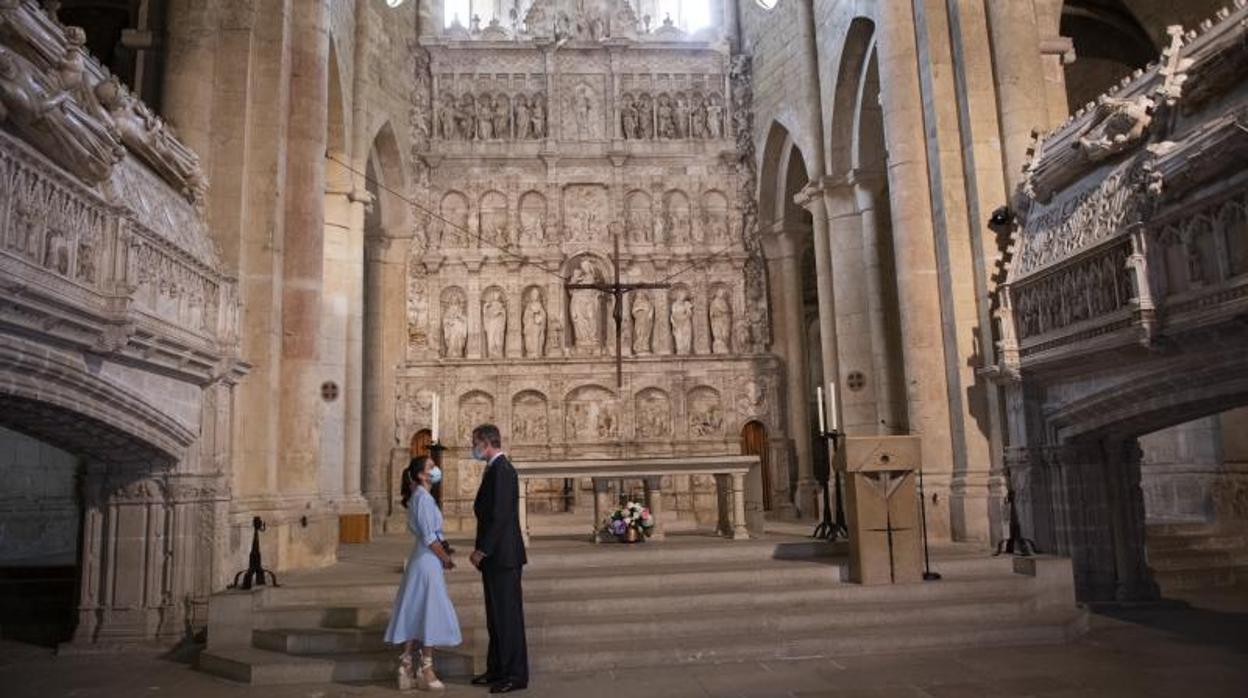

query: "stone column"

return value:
[822, 176, 879, 434]
[793, 184, 839, 421]
[278, 0, 330, 501]
[762, 228, 817, 516]
[343, 188, 371, 501]
[363, 234, 407, 523]
[985, 0, 1051, 193]
[731, 471, 749, 540]
[875, 0, 957, 539]
[160, 0, 218, 165]
[854, 173, 905, 434]
[643, 475, 665, 541]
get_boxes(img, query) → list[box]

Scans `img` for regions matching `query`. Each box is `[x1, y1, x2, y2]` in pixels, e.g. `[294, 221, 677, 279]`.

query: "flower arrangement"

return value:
[604, 500, 655, 541]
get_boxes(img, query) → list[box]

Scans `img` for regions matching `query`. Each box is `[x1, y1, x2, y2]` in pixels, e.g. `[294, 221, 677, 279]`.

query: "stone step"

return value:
[199, 645, 476, 685]
[256, 574, 1037, 632]
[1146, 522, 1220, 539]
[1152, 565, 1246, 591]
[523, 613, 1085, 673]
[1146, 548, 1241, 572]
[1146, 533, 1248, 553]
[263, 558, 850, 609]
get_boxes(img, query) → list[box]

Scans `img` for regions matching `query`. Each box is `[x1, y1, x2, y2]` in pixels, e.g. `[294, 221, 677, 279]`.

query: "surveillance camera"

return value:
[988, 206, 1015, 231]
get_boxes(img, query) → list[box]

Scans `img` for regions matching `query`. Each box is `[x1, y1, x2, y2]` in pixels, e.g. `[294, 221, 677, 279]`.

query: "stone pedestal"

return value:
[835, 435, 923, 585]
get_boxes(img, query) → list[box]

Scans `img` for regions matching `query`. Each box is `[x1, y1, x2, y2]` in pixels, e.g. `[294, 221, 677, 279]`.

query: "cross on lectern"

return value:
[565, 227, 671, 387]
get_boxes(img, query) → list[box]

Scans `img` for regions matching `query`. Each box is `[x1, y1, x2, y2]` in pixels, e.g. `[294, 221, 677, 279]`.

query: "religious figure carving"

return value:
[690, 93, 708, 139]
[492, 93, 511, 139]
[522, 288, 547, 357]
[442, 298, 467, 357]
[0, 47, 122, 184]
[456, 93, 476, 140]
[709, 287, 732, 354]
[408, 279, 429, 349]
[482, 288, 507, 358]
[736, 379, 767, 417]
[570, 260, 601, 348]
[637, 92, 654, 139]
[568, 83, 598, 140]
[438, 91, 456, 139]
[76, 230, 98, 284]
[670, 289, 694, 355]
[531, 92, 547, 138]
[689, 390, 723, 437]
[512, 393, 548, 443]
[96, 78, 206, 205]
[477, 94, 494, 140]
[1077, 94, 1154, 162]
[43, 226, 69, 275]
[620, 93, 640, 140]
[673, 93, 690, 139]
[631, 291, 654, 354]
[635, 390, 671, 438]
[514, 94, 531, 140]
[656, 94, 675, 139]
[706, 93, 724, 139]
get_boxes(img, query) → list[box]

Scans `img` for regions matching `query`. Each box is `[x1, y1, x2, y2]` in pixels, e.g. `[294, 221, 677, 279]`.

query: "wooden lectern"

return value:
[833, 435, 923, 584]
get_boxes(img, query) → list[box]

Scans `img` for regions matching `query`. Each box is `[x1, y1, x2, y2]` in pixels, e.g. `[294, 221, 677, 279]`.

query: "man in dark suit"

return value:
[469, 424, 528, 693]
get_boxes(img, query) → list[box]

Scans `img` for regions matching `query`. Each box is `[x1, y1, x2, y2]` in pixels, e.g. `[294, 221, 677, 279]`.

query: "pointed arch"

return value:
[368, 121, 409, 232]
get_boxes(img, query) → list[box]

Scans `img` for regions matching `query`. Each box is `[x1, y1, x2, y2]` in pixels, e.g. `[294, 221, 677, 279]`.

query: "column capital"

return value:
[793, 181, 830, 215]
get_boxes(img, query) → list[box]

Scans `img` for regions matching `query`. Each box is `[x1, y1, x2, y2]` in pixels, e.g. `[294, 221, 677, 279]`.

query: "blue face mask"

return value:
[429, 466, 443, 485]
[471, 445, 484, 461]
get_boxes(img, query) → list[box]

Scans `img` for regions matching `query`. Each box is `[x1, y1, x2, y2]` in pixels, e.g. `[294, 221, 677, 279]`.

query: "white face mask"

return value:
[471, 444, 486, 461]
[429, 466, 443, 485]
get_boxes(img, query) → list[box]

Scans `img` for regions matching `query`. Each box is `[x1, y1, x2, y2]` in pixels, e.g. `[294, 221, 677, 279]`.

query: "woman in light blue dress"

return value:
[385, 456, 461, 691]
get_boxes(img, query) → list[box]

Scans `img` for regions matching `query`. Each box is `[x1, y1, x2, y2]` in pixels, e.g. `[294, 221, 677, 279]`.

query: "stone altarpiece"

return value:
[397, 0, 786, 529]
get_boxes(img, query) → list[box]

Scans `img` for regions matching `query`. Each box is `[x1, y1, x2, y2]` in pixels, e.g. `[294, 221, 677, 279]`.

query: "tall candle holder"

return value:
[812, 427, 849, 541]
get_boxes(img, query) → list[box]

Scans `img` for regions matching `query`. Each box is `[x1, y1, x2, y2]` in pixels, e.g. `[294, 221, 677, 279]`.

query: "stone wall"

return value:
[0, 426, 78, 565]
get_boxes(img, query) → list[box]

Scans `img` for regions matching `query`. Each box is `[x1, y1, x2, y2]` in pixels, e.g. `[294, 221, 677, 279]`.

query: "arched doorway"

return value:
[740, 421, 772, 512]
[408, 428, 442, 506]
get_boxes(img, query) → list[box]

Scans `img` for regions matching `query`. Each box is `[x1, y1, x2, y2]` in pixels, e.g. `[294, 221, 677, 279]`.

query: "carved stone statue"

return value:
[690, 94, 708, 139]
[637, 92, 654, 139]
[438, 92, 456, 139]
[514, 94, 531, 140]
[620, 94, 639, 140]
[631, 291, 654, 354]
[477, 94, 494, 140]
[673, 93, 690, 139]
[531, 93, 546, 138]
[709, 287, 732, 354]
[96, 78, 206, 205]
[707, 95, 724, 139]
[442, 301, 467, 357]
[492, 93, 510, 139]
[522, 288, 547, 357]
[657, 94, 675, 139]
[1077, 94, 1154, 162]
[456, 93, 476, 140]
[670, 290, 694, 355]
[482, 289, 507, 358]
[0, 47, 122, 184]
[570, 260, 601, 348]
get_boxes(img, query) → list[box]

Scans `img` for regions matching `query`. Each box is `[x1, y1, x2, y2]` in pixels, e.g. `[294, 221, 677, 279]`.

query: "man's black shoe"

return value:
[490, 680, 527, 693]
[471, 673, 498, 686]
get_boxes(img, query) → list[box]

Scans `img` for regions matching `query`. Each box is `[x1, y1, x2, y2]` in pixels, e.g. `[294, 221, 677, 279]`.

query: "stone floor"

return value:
[2, 583, 1245, 698]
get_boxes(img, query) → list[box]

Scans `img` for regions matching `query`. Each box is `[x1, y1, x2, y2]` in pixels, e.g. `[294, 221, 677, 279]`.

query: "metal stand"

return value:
[994, 465, 1038, 556]
[812, 429, 849, 541]
[916, 467, 941, 581]
[229, 516, 279, 590]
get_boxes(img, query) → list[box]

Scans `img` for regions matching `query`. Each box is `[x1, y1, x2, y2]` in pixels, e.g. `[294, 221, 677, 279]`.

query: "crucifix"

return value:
[565, 226, 671, 388]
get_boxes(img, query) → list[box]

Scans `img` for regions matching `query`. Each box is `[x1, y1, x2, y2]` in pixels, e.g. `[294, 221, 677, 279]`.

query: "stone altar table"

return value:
[513, 456, 763, 544]
[834, 436, 924, 584]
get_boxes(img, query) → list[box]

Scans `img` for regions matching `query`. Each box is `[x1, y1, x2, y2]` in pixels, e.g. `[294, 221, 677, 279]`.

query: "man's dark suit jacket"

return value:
[473, 454, 528, 569]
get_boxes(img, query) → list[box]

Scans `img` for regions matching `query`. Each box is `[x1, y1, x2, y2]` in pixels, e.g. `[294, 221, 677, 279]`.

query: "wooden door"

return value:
[408, 429, 442, 506]
[740, 420, 772, 511]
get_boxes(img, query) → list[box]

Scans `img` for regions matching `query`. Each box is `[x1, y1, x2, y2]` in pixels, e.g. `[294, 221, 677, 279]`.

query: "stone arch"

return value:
[625, 189, 654, 244]
[700, 189, 729, 243]
[511, 390, 549, 444]
[661, 188, 692, 244]
[439, 191, 470, 248]
[687, 385, 725, 438]
[564, 384, 621, 442]
[634, 387, 672, 439]
[479, 190, 509, 248]
[369, 121, 409, 232]
[827, 17, 875, 176]
[757, 121, 812, 232]
[518, 190, 548, 245]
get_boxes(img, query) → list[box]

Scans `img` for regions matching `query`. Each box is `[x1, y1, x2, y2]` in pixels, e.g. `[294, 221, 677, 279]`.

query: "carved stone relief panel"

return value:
[512, 390, 549, 444]
[562, 183, 609, 243]
[1012, 242, 1131, 340]
[635, 387, 671, 439]
[561, 77, 605, 141]
[688, 386, 724, 438]
[735, 378, 768, 420]
[439, 191, 470, 248]
[701, 190, 729, 244]
[457, 390, 496, 447]
[407, 276, 430, 350]
[565, 384, 620, 442]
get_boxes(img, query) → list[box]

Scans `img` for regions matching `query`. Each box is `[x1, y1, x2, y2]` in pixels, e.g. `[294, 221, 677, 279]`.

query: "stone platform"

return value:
[199, 525, 1085, 685]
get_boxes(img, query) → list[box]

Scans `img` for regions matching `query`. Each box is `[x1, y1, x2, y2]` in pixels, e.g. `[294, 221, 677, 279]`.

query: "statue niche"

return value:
[630, 290, 654, 355]
[512, 390, 549, 444]
[708, 285, 732, 354]
[458, 390, 495, 446]
[567, 256, 610, 352]
[669, 285, 695, 355]
[440, 286, 468, 358]
[479, 190, 509, 248]
[481, 286, 508, 358]
[565, 385, 620, 442]
[521, 286, 547, 358]
[625, 189, 653, 244]
[688, 386, 724, 438]
[518, 190, 547, 245]
[439, 191, 470, 248]
[635, 388, 671, 439]
[662, 189, 692, 245]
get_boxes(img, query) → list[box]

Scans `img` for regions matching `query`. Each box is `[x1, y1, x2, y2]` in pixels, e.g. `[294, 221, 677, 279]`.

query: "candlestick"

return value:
[431, 394, 440, 443]
[816, 386, 826, 433]
[828, 381, 840, 432]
